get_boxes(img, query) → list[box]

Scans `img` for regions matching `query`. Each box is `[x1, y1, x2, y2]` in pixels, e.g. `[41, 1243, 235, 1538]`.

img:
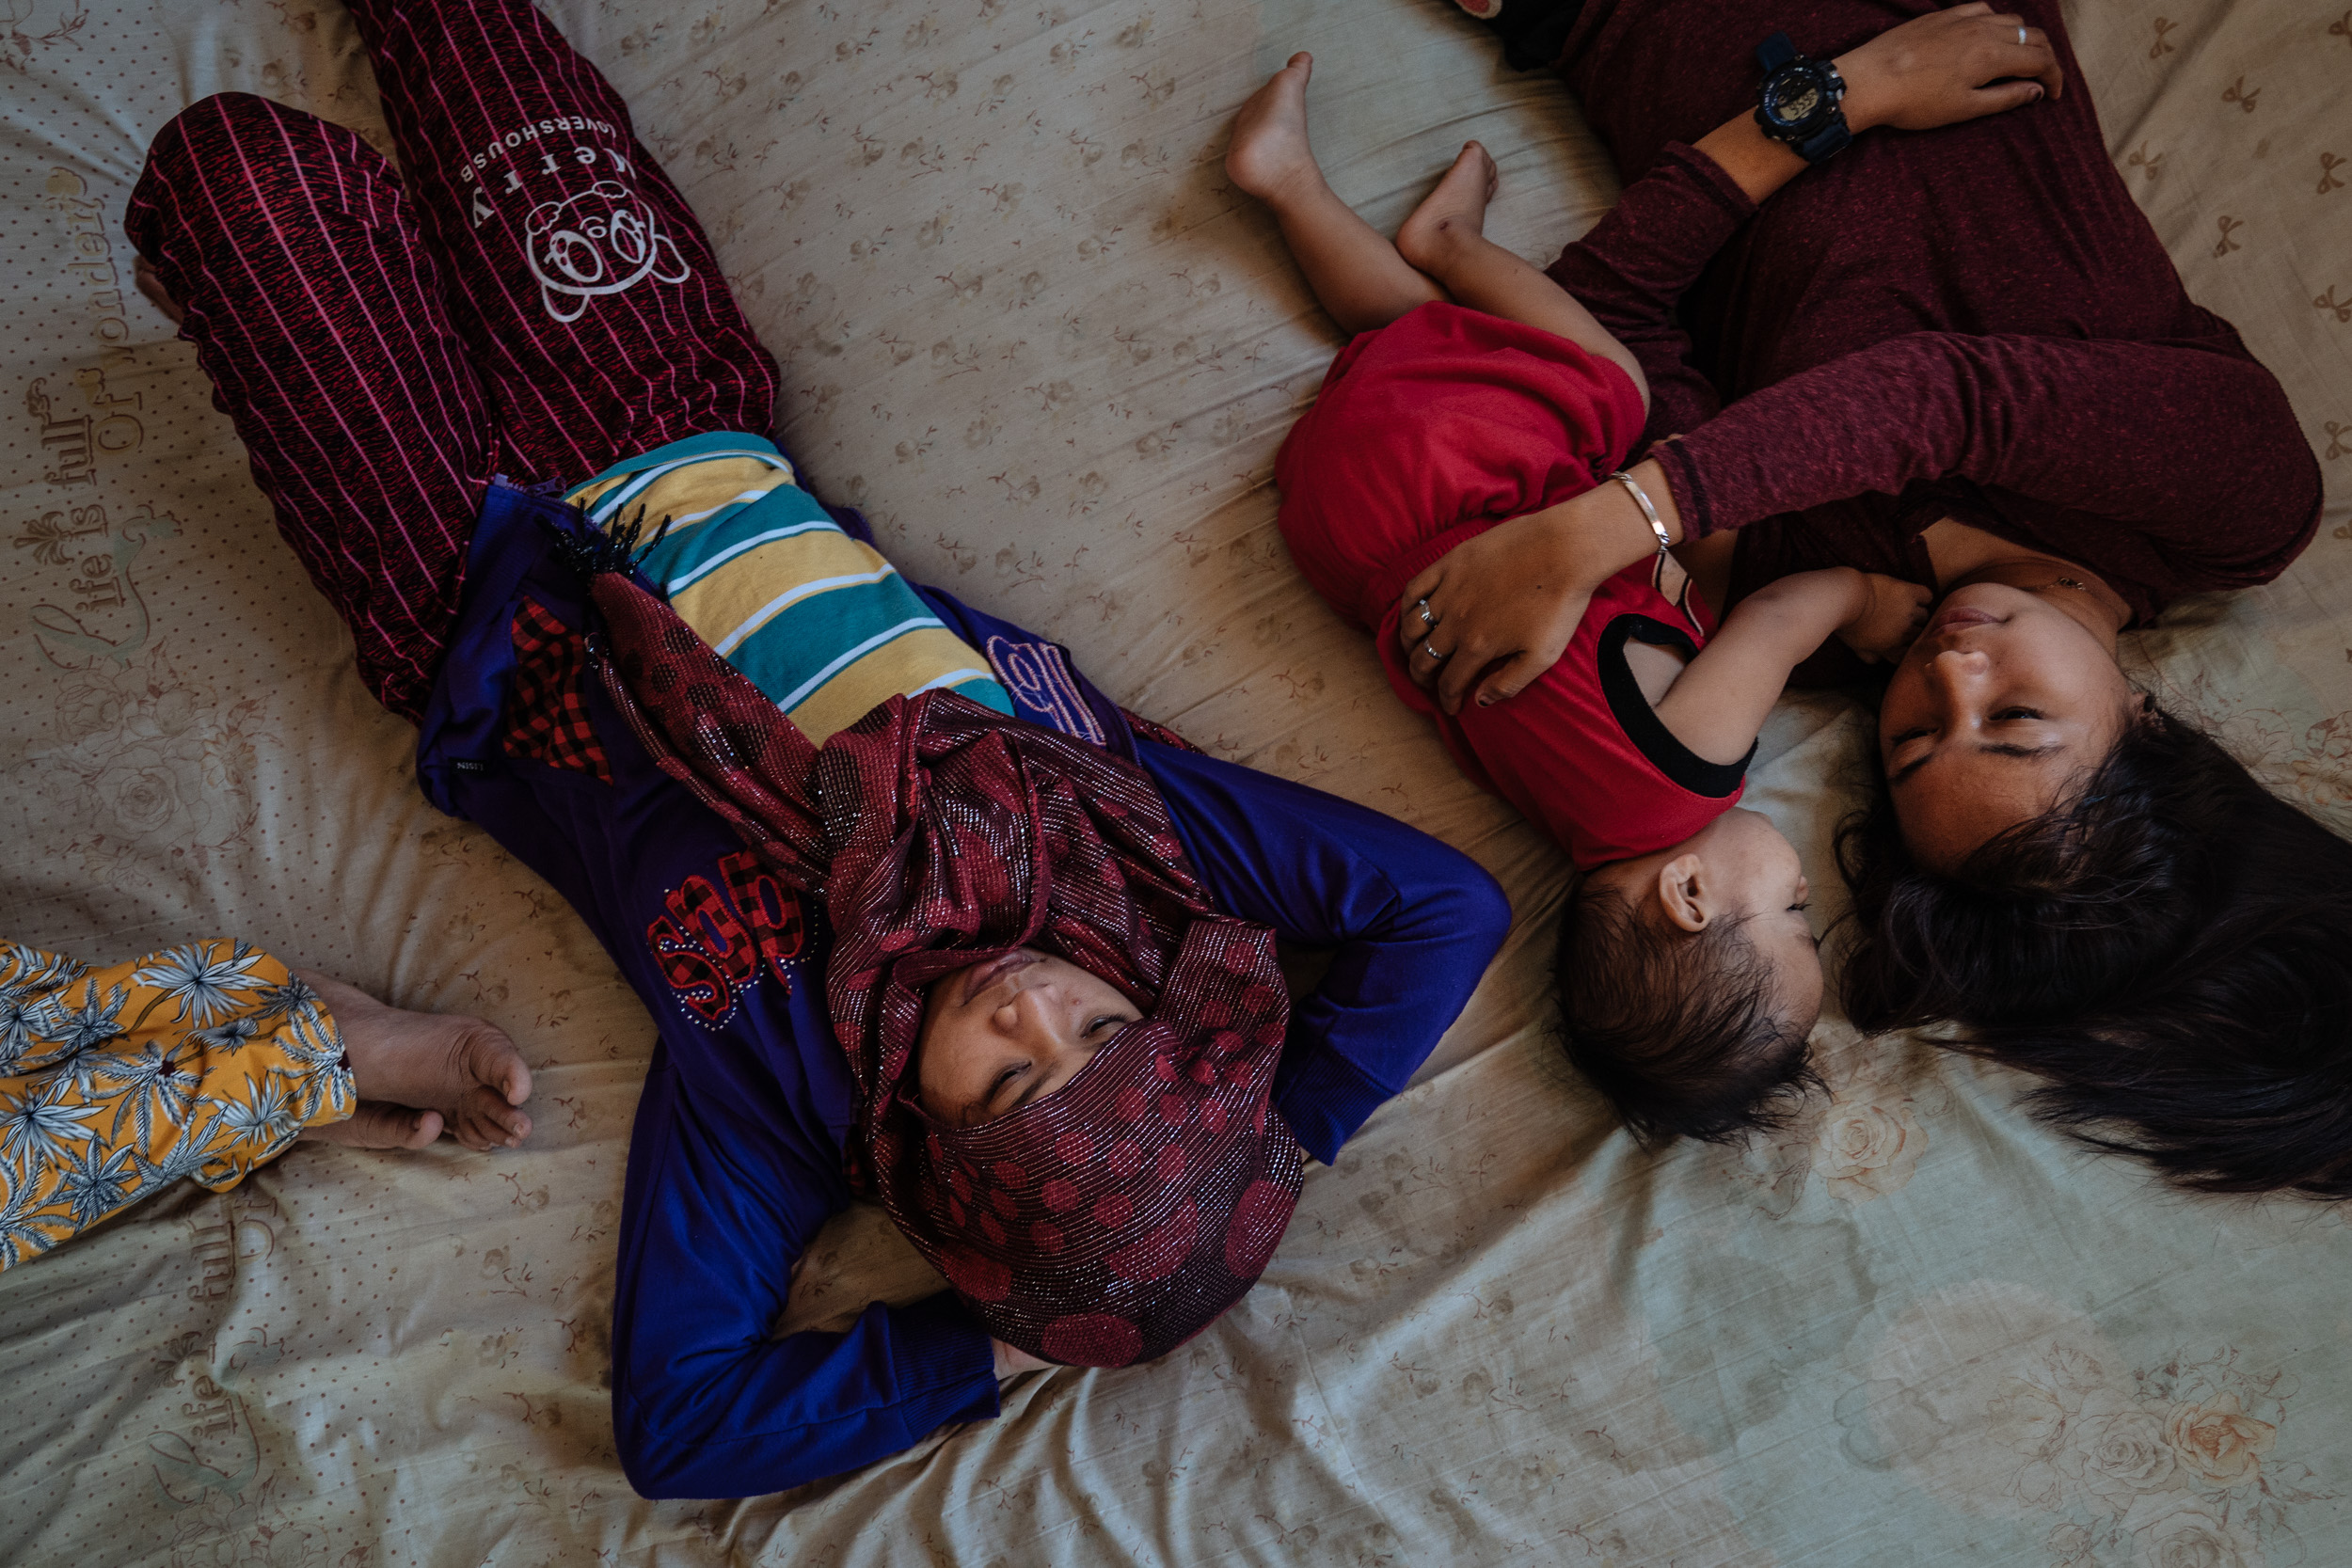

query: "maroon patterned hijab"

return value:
[581, 566, 1305, 1366]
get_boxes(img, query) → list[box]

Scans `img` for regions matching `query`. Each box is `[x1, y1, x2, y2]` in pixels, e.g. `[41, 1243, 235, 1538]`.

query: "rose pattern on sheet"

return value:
[8, 646, 272, 893]
[1839, 1282, 2342, 1568]
[1699, 1021, 1948, 1218]
[0, 0, 2348, 1563]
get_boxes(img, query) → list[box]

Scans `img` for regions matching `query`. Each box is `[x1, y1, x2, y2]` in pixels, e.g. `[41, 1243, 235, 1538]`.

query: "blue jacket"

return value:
[416, 484, 1511, 1499]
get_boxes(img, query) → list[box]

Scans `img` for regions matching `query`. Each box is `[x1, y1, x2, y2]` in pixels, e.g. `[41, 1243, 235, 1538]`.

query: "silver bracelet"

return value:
[1607, 469, 1674, 557]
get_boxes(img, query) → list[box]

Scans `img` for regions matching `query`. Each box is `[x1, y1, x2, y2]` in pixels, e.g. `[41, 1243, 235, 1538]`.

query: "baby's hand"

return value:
[1836, 573, 1932, 663]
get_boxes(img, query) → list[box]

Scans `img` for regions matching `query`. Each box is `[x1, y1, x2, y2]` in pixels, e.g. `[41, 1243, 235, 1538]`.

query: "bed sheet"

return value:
[0, 0, 2346, 1563]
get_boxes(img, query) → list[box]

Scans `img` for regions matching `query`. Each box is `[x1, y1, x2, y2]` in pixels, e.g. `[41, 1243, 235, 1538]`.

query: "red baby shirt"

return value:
[1275, 302, 1746, 868]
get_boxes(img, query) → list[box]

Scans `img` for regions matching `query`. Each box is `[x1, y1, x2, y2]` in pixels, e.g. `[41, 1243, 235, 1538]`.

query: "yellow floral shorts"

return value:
[0, 938, 352, 1269]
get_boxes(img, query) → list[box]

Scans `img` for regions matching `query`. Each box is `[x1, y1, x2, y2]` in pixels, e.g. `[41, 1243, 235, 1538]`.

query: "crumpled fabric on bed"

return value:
[1, 1, 2346, 1562]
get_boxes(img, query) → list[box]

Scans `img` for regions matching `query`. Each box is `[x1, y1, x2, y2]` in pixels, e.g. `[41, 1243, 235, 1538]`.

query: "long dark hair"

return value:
[1837, 701, 2352, 1197]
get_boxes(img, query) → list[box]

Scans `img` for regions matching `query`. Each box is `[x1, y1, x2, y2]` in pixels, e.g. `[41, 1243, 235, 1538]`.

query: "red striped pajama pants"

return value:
[125, 0, 780, 721]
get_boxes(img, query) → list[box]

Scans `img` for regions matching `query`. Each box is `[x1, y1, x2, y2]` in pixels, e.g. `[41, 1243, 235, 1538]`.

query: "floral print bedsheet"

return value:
[0, 0, 2344, 1563]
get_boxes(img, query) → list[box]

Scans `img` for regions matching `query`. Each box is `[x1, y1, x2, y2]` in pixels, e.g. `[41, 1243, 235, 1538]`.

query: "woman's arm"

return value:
[1402, 9, 2071, 713]
[1648, 331, 2324, 584]
[1131, 741, 1512, 1164]
[1549, 6, 2062, 448]
[1545, 102, 1818, 449]
[1545, 147, 1747, 447]
[610, 1045, 1001, 1499]
[1408, 327, 2322, 714]
[614, 1293, 1000, 1499]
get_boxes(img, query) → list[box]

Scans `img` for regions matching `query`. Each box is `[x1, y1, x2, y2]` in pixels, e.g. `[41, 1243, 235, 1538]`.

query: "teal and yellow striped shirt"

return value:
[569, 434, 1012, 744]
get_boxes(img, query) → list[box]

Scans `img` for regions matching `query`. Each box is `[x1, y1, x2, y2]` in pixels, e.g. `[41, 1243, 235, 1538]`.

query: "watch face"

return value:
[1771, 80, 1822, 122]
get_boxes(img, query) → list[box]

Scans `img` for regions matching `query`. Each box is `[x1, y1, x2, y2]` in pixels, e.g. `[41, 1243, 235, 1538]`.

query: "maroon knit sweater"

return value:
[1544, 0, 2323, 627]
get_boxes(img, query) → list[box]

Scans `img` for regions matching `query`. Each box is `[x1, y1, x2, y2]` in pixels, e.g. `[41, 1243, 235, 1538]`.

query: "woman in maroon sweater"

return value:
[1413, 1, 2349, 1196]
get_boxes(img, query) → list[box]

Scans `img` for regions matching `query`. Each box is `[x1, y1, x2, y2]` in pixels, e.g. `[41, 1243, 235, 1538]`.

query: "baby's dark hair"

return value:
[1554, 879, 1820, 1144]
[1838, 700, 2352, 1198]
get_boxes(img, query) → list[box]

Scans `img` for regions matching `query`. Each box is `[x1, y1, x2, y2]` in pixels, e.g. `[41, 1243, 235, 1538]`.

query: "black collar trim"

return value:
[1597, 614, 1753, 799]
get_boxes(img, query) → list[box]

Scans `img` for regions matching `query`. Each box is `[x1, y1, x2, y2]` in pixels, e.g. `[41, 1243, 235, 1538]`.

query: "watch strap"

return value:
[1755, 29, 1796, 71]
[1793, 119, 1852, 163]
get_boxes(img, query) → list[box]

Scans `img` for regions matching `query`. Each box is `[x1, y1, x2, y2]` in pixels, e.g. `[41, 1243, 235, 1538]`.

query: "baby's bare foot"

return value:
[297, 969, 533, 1152]
[1396, 141, 1502, 273]
[303, 1101, 445, 1150]
[1226, 52, 1324, 206]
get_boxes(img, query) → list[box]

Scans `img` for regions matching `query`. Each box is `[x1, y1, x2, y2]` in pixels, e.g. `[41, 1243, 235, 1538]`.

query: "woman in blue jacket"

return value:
[123, 0, 1511, 1499]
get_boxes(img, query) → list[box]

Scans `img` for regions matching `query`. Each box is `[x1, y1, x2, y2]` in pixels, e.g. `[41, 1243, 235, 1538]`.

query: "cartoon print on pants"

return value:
[522, 179, 691, 322]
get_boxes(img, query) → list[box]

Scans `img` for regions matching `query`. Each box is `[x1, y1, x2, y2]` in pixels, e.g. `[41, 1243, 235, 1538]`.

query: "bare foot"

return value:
[135, 255, 187, 327]
[1395, 141, 1502, 273]
[1225, 52, 1325, 207]
[303, 1101, 445, 1150]
[296, 969, 534, 1152]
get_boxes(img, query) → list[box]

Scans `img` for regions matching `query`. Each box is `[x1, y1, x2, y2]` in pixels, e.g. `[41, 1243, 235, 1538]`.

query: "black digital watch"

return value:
[1754, 31, 1851, 164]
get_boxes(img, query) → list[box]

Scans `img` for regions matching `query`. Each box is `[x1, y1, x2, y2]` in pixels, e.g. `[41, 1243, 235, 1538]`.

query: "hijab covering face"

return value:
[577, 560, 1305, 1366]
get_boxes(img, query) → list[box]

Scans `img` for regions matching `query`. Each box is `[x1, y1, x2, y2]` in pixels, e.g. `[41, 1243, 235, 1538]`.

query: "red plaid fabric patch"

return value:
[505, 597, 612, 782]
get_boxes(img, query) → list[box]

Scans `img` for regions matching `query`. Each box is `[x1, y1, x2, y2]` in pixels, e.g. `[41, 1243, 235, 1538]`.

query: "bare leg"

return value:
[1394, 142, 1650, 408]
[1225, 53, 1444, 335]
[295, 970, 534, 1152]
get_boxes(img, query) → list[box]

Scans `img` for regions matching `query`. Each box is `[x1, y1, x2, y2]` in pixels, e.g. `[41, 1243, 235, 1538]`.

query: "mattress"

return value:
[1, 0, 2346, 1561]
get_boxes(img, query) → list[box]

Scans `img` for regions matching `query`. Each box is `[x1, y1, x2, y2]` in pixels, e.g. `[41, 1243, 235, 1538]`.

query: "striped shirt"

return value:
[568, 433, 1012, 743]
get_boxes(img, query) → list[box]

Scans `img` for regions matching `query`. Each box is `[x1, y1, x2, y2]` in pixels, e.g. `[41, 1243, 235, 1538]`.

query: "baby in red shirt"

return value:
[1228, 54, 1927, 1143]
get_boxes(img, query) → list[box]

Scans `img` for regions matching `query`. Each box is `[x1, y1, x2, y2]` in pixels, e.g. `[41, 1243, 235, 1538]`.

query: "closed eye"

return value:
[1990, 707, 2044, 721]
[1884, 725, 1934, 784]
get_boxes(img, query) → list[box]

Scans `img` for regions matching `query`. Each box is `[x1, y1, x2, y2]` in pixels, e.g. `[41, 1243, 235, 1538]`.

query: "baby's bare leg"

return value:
[1396, 143, 1650, 409]
[1227, 53, 1442, 335]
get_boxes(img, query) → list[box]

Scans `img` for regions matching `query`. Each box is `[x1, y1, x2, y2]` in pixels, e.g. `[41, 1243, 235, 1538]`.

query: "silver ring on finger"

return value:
[2018, 24, 2028, 43]
[1416, 597, 1437, 629]
[1422, 639, 1449, 663]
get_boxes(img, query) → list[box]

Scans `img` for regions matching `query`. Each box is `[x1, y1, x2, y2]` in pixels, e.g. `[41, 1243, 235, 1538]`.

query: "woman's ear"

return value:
[2110, 688, 2159, 744]
[1655, 853, 1711, 933]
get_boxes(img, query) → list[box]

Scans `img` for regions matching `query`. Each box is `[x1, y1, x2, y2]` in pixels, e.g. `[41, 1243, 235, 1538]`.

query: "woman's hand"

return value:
[993, 1338, 1052, 1378]
[1836, 4, 2064, 134]
[1836, 572, 1934, 663]
[1397, 513, 1592, 715]
[1398, 461, 1683, 714]
[1691, 7, 2062, 207]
